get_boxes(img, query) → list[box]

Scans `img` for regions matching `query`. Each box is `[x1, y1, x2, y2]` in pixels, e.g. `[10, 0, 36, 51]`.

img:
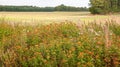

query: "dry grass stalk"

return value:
[104, 22, 111, 48]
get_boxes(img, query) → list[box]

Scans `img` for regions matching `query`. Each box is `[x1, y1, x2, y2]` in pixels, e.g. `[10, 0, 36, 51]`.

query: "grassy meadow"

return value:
[0, 12, 120, 67]
[0, 12, 119, 24]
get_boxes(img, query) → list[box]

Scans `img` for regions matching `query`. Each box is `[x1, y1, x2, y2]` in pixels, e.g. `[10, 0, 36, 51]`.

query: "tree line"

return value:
[0, 4, 88, 12]
[89, 0, 120, 14]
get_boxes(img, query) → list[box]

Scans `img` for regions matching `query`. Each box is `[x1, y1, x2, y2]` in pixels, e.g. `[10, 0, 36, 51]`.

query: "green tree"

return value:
[0, 5, 88, 12]
[89, 0, 120, 14]
[55, 4, 67, 11]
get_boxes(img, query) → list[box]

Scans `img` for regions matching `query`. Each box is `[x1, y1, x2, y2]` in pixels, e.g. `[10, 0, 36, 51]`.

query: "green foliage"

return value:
[89, 0, 120, 14]
[0, 6, 55, 12]
[55, 4, 88, 11]
[89, 7, 103, 14]
[109, 22, 120, 36]
[0, 5, 88, 12]
[0, 21, 120, 67]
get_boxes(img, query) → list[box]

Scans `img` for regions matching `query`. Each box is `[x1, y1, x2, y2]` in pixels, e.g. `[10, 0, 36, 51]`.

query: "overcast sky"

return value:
[0, 0, 89, 7]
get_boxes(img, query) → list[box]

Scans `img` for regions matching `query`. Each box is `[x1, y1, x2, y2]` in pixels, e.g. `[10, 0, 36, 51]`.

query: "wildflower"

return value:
[35, 45, 39, 47]
[114, 61, 119, 65]
[61, 59, 67, 63]
[110, 32, 113, 36]
[95, 32, 100, 36]
[98, 31, 102, 33]
[87, 62, 93, 66]
[52, 52, 56, 55]
[68, 50, 72, 54]
[71, 47, 75, 52]
[46, 50, 49, 52]
[77, 62, 81, 66]
[16, 45, 21, 49]
[88, 51, 94, 55]
[23, 57, 26, 60]
[88, 28, 94, 33]
[47, 56, 50, 59]
[82, 64, 87, 67]
[43, 59, 47, 64]
[26, 30, 30, 33]
[67, 54, 73, 58]
[84, 50, 94, 55]
[24, 47, 28, 50]
[78, 52, 84, 58]
[77, 41, 82, 46]
[34, 52, 41, 56]
[97, 41, 103, 45]
[104, 58, 110, 62]
[79, 32, 83, 35]
[95, 55, 99, 58]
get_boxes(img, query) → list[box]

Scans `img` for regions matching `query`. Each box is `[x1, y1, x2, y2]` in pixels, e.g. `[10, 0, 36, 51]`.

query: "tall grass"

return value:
[0, 20, 120, 67]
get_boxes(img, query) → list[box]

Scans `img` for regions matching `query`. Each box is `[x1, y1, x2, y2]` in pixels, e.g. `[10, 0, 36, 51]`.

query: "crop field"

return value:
[0, 12, 119, 25]
[0, 12, 120, 67]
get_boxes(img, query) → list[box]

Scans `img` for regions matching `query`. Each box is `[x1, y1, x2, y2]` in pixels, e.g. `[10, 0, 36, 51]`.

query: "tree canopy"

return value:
[0, 5, 88, 12]
[55, 4, 88, 11]
[89, 0, 120, 14]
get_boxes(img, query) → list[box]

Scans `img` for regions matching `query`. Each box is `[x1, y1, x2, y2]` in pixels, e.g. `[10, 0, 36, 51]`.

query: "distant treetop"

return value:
[89, 0, 120, 14]
[0, 4, 88, 12]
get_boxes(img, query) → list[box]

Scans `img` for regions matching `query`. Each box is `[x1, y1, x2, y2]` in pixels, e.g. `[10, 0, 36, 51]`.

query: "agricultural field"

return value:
[0, 12, 119, 25]
[0, 12, 120, 67]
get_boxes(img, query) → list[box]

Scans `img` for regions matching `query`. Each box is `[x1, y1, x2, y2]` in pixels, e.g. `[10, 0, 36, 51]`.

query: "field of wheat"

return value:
[0, 12, 120, 67]
[1, 12, 119, 24]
